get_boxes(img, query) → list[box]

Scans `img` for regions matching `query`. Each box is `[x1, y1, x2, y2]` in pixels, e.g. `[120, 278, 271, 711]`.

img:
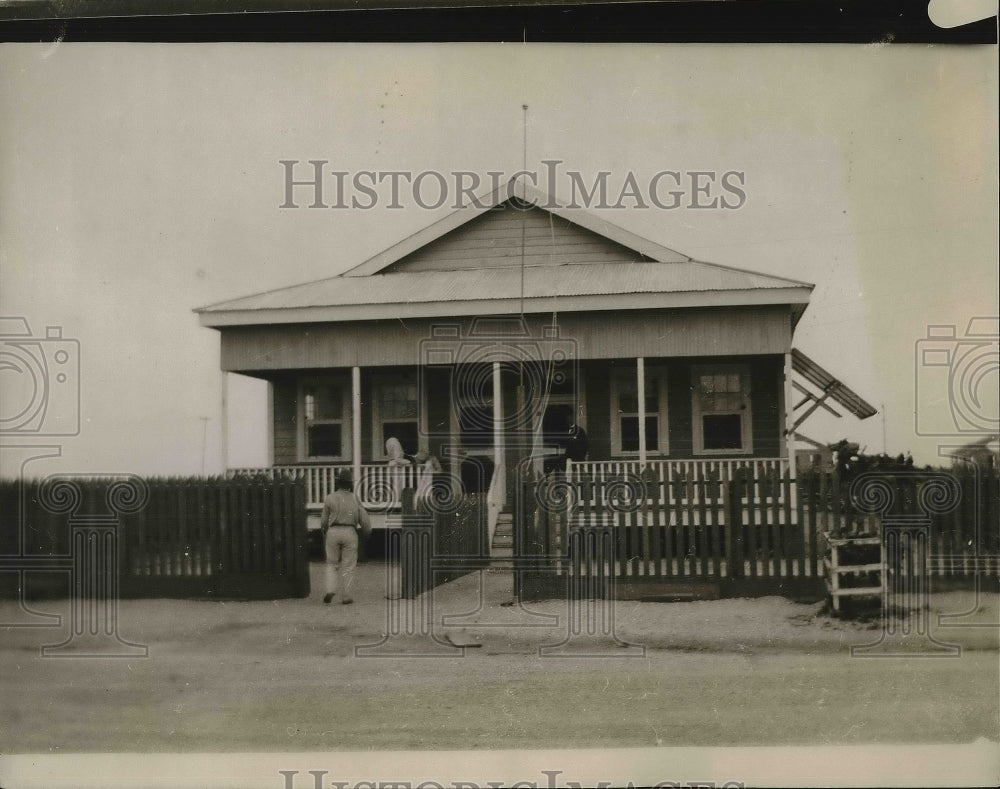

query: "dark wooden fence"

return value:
[394, 476, 489, 598]
[797, 468, 999, 583]
[0, 476, 310, 600]
[516, 468, 999, 601]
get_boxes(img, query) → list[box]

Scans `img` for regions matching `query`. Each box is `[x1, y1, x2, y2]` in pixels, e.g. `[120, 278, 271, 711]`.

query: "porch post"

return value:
[220, 371, 229, 474]
[265, 380, 275, 467]
[352, 366, 362, 485]
[783, 352, 796, 479]
[636, 357, 647, 468]
[492, 361, 504, 507]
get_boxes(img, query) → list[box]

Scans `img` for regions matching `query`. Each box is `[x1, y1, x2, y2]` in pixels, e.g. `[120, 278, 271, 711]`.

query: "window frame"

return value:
[297, 375, 351, 462]
[609, 366, 669, 457]
[371, 372, 426, 461]
[691, 363, 753, 455]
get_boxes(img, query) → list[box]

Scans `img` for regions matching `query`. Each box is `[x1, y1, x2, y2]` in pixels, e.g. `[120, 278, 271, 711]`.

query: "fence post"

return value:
[539, 523, 644, 658]
[292, 480, 311, 598]
[354, 514, 461, 657]
[724, 475, 743, 580]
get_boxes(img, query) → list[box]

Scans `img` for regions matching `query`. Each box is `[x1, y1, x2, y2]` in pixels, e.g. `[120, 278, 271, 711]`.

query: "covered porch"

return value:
[221, 325, 877, 578]
[223, 338, 800, 549]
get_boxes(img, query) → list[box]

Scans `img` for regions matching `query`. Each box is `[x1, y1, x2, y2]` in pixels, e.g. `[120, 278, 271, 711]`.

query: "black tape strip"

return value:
[1, 0, 996, 44]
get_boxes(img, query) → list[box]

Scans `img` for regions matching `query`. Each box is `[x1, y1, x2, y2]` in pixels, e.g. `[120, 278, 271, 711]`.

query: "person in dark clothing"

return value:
[544, 407, 588, 474]
[564, 420, 588, 464]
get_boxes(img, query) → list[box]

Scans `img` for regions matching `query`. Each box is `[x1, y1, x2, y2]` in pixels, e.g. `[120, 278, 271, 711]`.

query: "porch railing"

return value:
[229, 458, 791, 511]
[227, 464, 420, 510]
[566, 457, 791, 506]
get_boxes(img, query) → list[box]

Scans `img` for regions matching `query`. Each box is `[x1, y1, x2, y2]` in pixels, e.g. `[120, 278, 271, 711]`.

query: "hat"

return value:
[335, 469, 353, 487]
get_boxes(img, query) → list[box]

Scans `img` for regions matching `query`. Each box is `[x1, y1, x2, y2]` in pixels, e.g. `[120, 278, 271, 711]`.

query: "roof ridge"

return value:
[195, 271, 348, 312]
[687, 257, 815, 289]
[372, 258, 685, 275]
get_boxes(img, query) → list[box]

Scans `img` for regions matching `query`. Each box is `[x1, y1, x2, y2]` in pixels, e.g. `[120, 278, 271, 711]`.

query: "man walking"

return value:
[321, 469, 372, 605]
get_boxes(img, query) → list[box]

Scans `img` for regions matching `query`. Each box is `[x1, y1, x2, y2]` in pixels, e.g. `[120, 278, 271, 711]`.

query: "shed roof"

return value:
[791, 348, 879, 420]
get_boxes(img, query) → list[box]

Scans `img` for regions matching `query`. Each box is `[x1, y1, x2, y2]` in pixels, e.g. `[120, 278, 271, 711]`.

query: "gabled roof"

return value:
[340, 179, 692, 277]
[196, 180, 814, 327]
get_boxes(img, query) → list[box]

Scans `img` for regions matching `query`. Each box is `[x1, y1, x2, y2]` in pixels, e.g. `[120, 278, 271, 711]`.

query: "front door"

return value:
[451, 363, 496, 494]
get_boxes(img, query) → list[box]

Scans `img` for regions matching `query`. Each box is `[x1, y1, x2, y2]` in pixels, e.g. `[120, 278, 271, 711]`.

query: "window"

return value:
[610, 368, 668, 455]
[692, 365, 752, 454]
[373, 375, 422, 458]
[300, 379, 349, 460]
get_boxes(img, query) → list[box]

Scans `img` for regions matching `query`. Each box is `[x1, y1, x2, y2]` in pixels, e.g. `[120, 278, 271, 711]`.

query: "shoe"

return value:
[341, 596, 353, 605]
[323, 593, 335, 604]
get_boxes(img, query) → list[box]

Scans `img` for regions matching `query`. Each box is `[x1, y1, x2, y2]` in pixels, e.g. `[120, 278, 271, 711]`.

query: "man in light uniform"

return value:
[321, 469, 372, 605]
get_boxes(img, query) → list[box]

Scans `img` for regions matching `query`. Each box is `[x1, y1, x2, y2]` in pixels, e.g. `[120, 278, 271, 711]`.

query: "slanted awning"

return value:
[789, 349, 878, 432]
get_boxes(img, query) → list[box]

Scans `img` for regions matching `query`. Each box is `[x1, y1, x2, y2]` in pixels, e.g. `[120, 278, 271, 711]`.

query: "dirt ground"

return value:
[1, 562, 998, 755]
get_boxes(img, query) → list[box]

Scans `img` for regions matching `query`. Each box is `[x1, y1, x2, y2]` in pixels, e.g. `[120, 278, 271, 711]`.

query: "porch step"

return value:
[491, 511, 514, 559]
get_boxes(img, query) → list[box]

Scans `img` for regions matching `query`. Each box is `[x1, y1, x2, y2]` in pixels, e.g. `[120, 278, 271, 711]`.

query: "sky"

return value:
[0, 42, 997, 478]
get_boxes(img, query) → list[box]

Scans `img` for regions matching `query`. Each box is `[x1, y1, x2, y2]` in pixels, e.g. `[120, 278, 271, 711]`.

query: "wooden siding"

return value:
[666, 362, 695, 456]
[220, 306, 793, 372]
[272, 377, 298, 465]
[584, 360, 612, 461]
[384, 204, 649, 273]
[751, 356, 783, 457]
[359, 370, 373, 462]
[425, 366, 452, 462]
[500, 366, 520, 441]
[423, 363, 480, 466]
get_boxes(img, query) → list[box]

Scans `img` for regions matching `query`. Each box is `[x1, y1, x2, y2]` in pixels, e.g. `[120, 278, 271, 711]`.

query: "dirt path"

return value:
[1, 564, 997, 753]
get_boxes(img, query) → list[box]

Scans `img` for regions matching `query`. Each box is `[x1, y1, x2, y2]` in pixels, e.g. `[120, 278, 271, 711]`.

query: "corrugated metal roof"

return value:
[198, 260, 811, 313]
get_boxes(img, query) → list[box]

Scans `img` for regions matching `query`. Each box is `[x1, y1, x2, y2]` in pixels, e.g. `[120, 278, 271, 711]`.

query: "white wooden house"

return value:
[196, 180, 875, 553]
